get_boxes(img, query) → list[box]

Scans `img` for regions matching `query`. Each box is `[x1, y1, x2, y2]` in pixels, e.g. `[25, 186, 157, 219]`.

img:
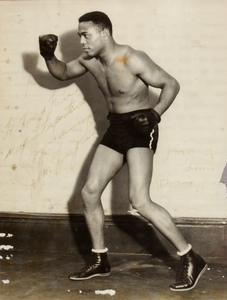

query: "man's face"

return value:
[78, 21, 105, 57]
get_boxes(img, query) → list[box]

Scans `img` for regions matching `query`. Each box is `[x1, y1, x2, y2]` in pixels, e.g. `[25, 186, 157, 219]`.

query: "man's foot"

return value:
[69, 252, 111, 280]
[170, 249, 207, 292]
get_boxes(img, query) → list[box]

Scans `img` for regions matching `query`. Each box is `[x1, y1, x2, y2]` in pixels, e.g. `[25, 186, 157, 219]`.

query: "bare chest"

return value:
[89, 61, 139, 97]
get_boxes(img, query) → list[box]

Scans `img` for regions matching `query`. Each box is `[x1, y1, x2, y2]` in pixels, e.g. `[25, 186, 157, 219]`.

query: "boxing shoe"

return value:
[69, 251, 111, 280]
[170, 249, 207, 291]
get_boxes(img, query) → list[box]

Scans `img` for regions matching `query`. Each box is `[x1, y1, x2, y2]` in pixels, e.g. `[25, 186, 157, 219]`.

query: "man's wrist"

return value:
[150, 108, 161, 123]
[44, 55, 56, 63]
[42, 53, 55, 61]
[44, 56, 54, 61]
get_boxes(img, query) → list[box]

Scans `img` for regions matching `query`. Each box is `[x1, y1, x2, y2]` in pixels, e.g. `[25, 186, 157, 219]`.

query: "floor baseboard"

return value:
[0, 213, 226, 257]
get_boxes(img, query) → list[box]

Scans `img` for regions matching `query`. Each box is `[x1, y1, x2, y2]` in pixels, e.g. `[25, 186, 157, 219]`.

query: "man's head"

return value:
[78, 11, 113, 57]
[79, 11, 112, 36]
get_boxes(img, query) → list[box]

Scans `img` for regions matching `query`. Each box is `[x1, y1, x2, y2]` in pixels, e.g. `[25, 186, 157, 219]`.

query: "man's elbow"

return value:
[172, 78, 180, 95]
[50, 72, 69, 82]
[48, 74, 64, 81]
[55, 75, 68, 81]
[176, 80, 180, 95]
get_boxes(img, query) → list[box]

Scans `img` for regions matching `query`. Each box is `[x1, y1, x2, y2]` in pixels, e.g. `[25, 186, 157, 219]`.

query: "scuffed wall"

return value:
[1, 0, 227, 217]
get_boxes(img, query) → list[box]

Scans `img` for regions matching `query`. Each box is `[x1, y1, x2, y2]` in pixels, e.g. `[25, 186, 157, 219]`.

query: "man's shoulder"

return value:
[118, 44, 139, 58]
[120, 45, 151, 73]
[117, 45, 149, 63]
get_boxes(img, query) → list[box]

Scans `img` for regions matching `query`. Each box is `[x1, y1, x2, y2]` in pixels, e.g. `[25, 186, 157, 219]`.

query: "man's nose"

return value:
[80, 36, 86, 45]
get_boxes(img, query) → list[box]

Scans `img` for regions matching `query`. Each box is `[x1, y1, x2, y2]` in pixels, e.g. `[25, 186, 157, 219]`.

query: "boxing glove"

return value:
[39, 34, 58, 60]
[131, 108, 161, 135]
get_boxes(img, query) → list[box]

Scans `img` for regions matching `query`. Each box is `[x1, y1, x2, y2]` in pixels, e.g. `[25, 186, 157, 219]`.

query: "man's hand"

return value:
[131, 109, 161, 135]
[39, 34, 58, 60]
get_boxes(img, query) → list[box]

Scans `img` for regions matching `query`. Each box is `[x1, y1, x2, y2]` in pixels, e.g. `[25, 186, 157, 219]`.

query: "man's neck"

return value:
[97, 39, 118, 66]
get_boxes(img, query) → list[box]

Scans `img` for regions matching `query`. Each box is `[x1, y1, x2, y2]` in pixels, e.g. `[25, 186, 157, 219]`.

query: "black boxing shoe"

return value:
[69, 252, 111, 280]
[170, 249, 207, 292]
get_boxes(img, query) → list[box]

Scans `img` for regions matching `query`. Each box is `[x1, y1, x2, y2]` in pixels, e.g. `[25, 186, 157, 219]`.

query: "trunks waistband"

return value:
[107, 109, 151, 123]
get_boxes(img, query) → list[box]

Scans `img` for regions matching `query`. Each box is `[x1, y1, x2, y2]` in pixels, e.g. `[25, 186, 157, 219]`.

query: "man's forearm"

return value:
[154, 79, 180, 116]
[45, 56, 67, 81]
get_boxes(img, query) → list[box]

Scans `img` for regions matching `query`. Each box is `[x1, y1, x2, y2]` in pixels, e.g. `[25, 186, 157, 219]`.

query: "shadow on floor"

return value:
[1, 250, 226, 300]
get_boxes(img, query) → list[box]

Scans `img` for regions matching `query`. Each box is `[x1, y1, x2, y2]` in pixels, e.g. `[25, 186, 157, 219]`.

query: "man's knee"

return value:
[81, 182, 101, 205]
[129, 188, 150, 212]
[82, 183, 94, 200]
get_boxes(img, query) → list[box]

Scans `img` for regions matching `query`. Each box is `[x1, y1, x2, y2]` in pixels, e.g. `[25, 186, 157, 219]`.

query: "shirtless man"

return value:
[39, 11, 207, 291]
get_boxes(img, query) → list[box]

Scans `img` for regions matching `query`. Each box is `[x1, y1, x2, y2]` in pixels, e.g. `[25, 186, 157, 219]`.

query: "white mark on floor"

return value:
[0, 245, 14, 250]
[2, 279, 10, 284]
[95, 289, 116, 296]
[0, 233, 13, 238]
[6, 255, 13, 260]
[6, 234, 13, 238]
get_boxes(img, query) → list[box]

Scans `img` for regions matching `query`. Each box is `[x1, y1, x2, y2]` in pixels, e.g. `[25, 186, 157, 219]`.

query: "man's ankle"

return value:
[177, 244, 192, 256]
[92, 247, 108, 253]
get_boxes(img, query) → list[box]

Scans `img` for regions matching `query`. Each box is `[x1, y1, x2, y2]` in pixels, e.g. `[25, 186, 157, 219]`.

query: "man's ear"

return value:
[102, 28, 110, 40]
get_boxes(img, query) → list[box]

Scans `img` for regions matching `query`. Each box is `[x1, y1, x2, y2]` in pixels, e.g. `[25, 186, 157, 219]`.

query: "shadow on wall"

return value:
[22, 29, 161, 258]
[22, 29, 107, 211]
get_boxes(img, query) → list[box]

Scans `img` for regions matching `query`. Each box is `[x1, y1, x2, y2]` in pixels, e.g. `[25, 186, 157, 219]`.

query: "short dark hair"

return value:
[79, 11, 113, 36]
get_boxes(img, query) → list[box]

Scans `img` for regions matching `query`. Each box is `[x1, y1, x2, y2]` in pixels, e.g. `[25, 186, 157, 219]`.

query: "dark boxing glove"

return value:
[39, 34, 58, 60]
[131, 108, 161, 135]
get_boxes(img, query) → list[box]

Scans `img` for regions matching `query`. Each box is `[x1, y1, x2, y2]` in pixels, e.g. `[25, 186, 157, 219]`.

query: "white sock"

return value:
[177, 244, 192, 256]
[92, 247, 108, 253]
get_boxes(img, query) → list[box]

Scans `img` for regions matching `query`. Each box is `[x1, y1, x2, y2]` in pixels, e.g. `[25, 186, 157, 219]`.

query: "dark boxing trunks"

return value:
[100, 109, 159, 156]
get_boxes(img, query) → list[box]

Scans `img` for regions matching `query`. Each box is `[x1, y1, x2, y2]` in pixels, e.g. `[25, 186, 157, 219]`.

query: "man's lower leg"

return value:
[135, 202, 207, 291]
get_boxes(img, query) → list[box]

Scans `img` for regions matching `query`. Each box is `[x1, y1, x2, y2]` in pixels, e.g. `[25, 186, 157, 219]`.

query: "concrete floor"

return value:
[0, 251, 227, 300]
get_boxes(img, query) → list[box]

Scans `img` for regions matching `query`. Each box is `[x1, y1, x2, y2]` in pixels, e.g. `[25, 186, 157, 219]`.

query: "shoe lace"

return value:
[176, 256, 190, 283]
[79, 262, 96, 273]
[79, 256, 100, 274]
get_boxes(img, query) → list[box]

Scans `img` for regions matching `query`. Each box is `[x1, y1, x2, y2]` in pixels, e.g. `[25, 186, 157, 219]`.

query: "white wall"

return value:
[1, 0, 227, 217]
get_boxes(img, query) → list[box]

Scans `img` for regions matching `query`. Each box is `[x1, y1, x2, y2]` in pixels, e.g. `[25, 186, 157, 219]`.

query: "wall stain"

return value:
[12, 164, 17, 171]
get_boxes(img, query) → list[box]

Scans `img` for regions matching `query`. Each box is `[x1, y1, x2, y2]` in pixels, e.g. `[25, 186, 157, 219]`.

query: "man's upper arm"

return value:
[64, 55, 88, 80]
[128, 50, 176, 88]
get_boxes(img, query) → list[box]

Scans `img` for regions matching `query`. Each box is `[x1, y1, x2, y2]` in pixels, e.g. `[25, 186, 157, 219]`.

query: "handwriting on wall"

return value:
[155, 143, 214, 192]
[2, 89, 97, 203]
[163, 143, 213, 168]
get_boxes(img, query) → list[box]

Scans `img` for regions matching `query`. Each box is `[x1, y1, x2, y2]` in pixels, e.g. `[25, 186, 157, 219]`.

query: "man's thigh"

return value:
[86, 144, 124, 192]
[126, 147, 154, 190]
